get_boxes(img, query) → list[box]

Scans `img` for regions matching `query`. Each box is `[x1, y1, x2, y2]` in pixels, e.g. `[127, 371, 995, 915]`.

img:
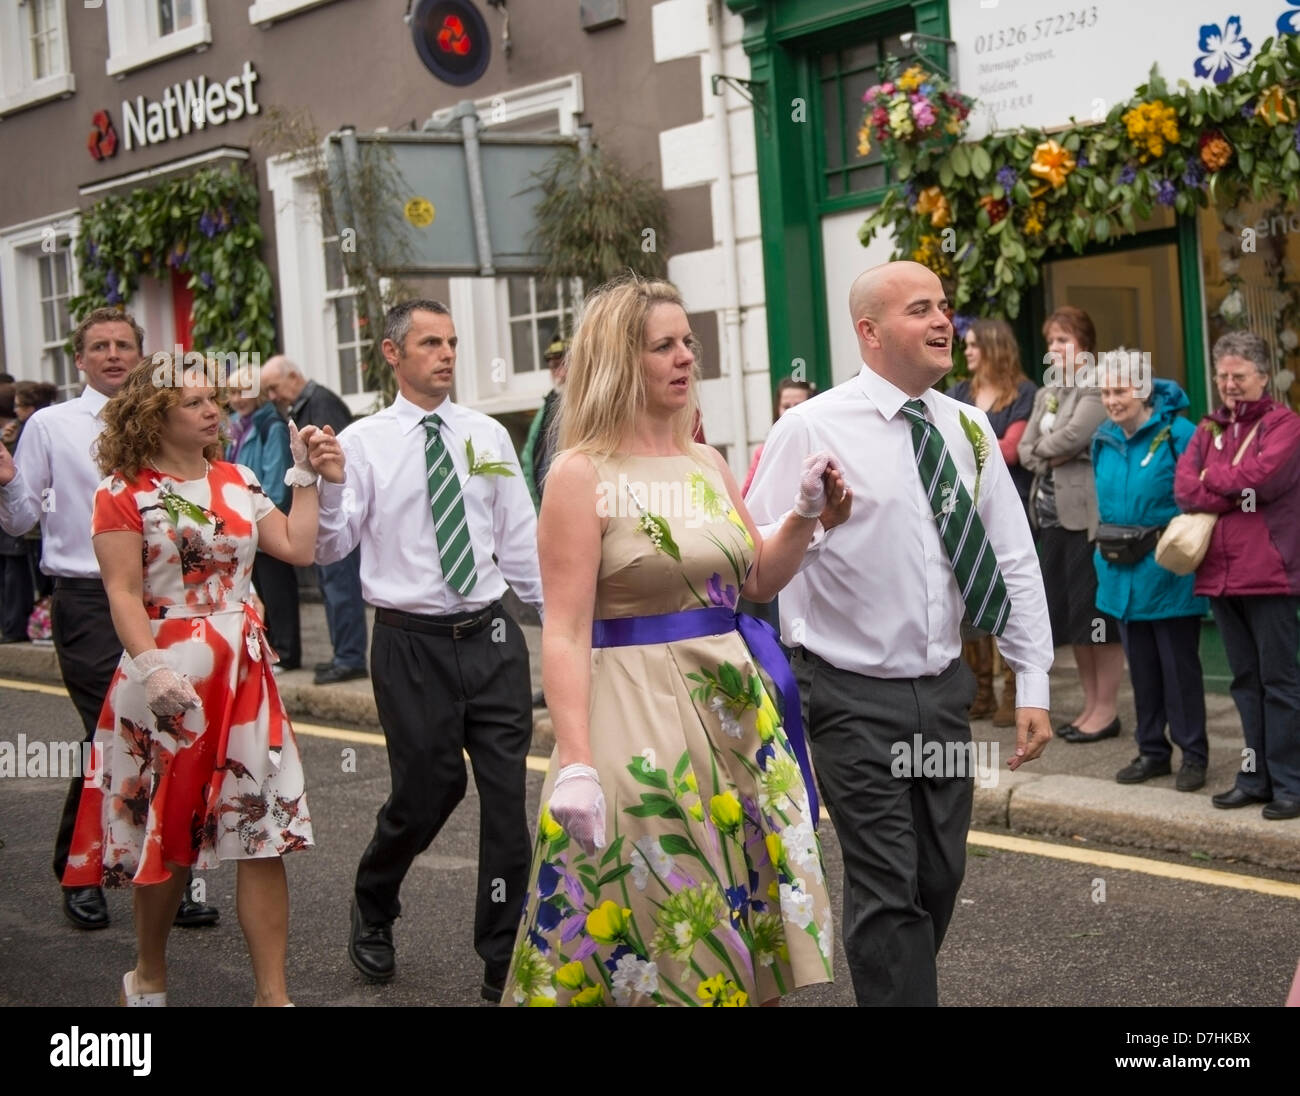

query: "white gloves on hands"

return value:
[284, 421, 319, 488]
[549, 763, 606, 856]
[794, 451, 842, 518]
[132, 649, 201, 719]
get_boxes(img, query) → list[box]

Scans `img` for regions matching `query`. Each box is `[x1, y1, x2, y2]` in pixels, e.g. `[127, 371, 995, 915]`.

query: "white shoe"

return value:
[121, 970, 166, 1007]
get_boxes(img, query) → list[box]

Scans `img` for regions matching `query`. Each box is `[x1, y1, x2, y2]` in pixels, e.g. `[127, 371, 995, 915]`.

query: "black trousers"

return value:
[50, 582, 122, 881]
[1212, 595, 1300, 801]
[252, 551, 300, 667]
[1118, 616, 1208, 767]
[794, 648, 976, 1007]
[0, 551, 33, 639]
[355, 605, 532, 974]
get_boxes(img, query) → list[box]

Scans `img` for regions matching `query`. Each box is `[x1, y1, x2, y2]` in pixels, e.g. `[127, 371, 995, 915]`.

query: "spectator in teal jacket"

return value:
[1092, 365, 1208, 791]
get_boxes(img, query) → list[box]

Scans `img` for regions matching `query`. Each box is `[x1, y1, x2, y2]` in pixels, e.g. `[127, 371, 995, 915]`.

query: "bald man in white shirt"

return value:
[747, 262, 1053, 1006]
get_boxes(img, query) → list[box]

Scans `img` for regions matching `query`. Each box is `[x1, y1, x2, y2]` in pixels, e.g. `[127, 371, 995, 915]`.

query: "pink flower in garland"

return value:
[912, 98, 937, 129]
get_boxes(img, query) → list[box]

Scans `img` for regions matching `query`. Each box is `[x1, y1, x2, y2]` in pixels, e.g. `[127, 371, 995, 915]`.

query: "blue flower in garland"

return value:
[1155, 178, 1178, 206]
[996, 165, 1018, 190]
[1118, 163, 1138, 185]
[952, 313, 975, 339]
[1241, 99, 1256, 119]
[199, 272, 214, 289]
[104, 269, 122, 305]
[198, 211, 218, 239]
[1076, 153, 1090, 170]
[1183, 158, 1207, 188]
[1194, 16, 1252, 84]
[1279, 1, 1300, 35]
[902, 179, 920, 205]
[1294, 123, 1300, 152]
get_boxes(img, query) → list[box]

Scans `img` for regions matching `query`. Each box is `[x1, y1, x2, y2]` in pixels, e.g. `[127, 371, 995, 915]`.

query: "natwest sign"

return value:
[121, 60, 260, 152]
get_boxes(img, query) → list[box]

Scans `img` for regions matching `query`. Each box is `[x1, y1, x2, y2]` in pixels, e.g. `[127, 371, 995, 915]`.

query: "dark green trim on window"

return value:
[1177, 213, 1210, 422]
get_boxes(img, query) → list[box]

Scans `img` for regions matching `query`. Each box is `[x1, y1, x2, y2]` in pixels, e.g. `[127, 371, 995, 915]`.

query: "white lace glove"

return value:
[283, 421, 318, 488]
[132, 649, 201, 718]
[549, 763, 606, 856]
[794, 451, 841, 518]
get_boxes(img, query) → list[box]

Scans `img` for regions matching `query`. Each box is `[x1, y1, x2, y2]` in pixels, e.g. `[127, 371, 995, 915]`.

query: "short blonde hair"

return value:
[558, 274, 704, 459]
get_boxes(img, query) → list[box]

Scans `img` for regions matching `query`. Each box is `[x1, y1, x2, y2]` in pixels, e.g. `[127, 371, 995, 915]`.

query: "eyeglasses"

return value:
[1214, 373, 1258, 385]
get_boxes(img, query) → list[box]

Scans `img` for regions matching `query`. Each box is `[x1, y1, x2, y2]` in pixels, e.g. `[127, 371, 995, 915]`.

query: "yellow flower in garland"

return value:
[857, 123, 871, 158]
[1122, 100, 1179, 161]
[1029, 139, 1077, 189]
[896, 65, 925, 92]
[911, 234, 953, 278]
[585, 900, 632, 945]
[1023, 200, 1048, 237]
[914, 185, 951, 228]
[1256, 84, 1298, 125]
[889, 99, 914, 138]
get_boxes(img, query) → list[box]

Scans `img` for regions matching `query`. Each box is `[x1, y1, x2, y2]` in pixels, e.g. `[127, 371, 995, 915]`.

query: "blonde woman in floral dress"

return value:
[503, 277, 852, 1007]
[62, 356, 333, 1006]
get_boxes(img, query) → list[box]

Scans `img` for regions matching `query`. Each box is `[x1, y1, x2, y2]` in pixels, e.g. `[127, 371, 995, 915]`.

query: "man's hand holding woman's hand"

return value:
[303, 424, 346, 484]
[794, 451, 853, 528]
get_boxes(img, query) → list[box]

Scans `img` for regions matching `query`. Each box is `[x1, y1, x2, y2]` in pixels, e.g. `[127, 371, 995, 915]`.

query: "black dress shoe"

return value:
[1262, 798, 1300, 820]
[349, 899, 395, 982]
[174, 893, 220, 927]
[1063, 717, 1121, 744]
[314, 661, 335, 674]
[314, 664, 369, 686]
[63, 886, 110, 930]
[1211, 786, 1270, 809]
[1115, 756, 1171, 784]
[1176, 761, 1207, 792]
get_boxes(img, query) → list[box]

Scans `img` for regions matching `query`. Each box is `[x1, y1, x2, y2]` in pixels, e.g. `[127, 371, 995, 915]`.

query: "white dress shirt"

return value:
[0, 386, 109, 579]
[747, 362, 1053, 709]
[316, 393, 542, 615]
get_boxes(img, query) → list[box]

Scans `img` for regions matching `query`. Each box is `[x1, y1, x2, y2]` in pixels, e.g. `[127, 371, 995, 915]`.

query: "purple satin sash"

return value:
[591, 606, 819, 827]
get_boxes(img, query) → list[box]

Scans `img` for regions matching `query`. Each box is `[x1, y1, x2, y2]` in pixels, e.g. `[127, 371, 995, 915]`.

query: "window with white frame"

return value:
[322, 230, 376, 397]
[248, 0, 341, 27]
[0, 0, 75, 117]
[506, 276, 581, 375]
[105, 0, 212, 78]
[37, 240, 77, 398]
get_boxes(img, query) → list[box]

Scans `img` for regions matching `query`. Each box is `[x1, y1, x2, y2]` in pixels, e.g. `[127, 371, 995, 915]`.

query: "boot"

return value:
[965, 637, 996, 719]
[992, 654, 1016, 727]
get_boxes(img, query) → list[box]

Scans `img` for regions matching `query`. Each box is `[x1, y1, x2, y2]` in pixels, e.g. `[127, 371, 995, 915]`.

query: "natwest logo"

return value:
[121, 60, 260, 152]
[87, 110, 119, 161]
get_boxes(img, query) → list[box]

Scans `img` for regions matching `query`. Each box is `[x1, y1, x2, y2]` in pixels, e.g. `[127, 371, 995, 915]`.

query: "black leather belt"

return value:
[375, 602, 501, 639]
[53, 577, 105, 592]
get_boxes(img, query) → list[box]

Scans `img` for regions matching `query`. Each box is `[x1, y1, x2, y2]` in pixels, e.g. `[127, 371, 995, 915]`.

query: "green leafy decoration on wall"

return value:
[69, 163, 275, 356]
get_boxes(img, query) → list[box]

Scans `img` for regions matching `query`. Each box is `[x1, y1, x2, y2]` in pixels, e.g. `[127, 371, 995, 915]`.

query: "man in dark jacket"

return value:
[520, 336, 567, 509]
[1175, 331, 1300, 821]
[262, 356, 369, 685]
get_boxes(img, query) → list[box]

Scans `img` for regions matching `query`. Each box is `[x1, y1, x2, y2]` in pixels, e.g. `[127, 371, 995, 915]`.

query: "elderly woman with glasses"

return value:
[1174, 331, 1300, 821]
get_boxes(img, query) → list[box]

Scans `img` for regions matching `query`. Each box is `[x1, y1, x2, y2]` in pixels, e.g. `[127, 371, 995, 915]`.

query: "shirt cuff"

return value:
[1015, 670, 1050, 712]
[318, 479, 345, 512]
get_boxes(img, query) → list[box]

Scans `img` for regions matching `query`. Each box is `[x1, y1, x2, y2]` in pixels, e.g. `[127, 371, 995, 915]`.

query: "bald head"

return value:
[850, 261, 954, 397]
[260, 355, 306, 413]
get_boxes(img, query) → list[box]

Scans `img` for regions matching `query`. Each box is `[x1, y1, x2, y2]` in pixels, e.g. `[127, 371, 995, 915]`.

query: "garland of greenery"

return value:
[69, 163, 275, 357]
[858, 34, 1300, 334]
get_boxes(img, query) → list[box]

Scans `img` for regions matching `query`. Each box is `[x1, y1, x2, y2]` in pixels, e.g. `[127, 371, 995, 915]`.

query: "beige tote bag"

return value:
[1155, 420, 1262, 576]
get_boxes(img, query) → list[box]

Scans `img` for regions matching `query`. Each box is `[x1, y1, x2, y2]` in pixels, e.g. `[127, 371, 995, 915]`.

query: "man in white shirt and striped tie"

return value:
[309, 299, 541, 1002]
[747, 261, 1054, 1006]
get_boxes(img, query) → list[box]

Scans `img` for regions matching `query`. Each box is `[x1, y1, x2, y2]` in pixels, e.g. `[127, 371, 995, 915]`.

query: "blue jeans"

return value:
[317, 548, 367, 670]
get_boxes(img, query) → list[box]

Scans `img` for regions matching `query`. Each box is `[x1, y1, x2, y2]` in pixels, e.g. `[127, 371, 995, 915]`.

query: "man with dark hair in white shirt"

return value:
[0, 307, 218, 931]
[747, 261, 1053, 1006]
[308, 298, 541, 1002]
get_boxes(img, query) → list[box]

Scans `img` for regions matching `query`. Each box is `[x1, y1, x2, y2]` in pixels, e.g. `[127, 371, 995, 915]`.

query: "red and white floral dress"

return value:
[62, 461, 313, 888]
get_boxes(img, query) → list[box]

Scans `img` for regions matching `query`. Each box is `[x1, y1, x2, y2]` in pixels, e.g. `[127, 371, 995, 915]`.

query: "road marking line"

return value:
[7, 677, 1296, 897]
[967, 829, 1300, 899]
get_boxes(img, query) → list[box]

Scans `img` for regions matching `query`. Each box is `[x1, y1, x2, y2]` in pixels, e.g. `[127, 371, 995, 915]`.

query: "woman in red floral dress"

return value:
[63, 355, 336, 1006]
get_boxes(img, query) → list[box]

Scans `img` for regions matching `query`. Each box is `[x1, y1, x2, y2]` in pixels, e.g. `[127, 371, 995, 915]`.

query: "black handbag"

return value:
[1095, 523, 1165, 565]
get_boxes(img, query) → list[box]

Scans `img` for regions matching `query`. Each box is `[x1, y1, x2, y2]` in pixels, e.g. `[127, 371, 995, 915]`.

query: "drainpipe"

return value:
[708, 0, 748, 480]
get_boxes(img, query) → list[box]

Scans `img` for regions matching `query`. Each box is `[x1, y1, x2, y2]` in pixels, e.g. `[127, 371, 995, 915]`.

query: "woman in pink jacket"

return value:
[1174, 331, 1300, 821]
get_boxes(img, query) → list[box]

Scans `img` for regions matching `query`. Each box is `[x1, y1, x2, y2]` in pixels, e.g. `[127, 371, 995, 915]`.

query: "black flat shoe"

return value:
[1115, 756, 1171, 784]
[63, 885, 109, 930]
[349, 899, 395, 982]
[174, 893, 220, 928]
[1064, 717, 1121, 744]
[1262, 798, 1300, 820]
[1211, 786, 1270, 809]
[1055, 721, 1079, 739]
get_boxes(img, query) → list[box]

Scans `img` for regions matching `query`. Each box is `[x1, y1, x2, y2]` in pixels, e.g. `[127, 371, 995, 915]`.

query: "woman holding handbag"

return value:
[1174, 332, 1300, 821]
[1093, 362, 1208, 789]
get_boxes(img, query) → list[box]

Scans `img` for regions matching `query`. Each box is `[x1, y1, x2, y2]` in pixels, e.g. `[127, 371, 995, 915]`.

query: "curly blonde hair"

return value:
[558, 274, 706, 460]
[96, 354, 227, 478]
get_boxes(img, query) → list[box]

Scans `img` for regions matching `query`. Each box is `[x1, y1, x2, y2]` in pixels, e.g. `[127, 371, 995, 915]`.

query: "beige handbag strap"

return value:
[1229, 420, 1264, 467]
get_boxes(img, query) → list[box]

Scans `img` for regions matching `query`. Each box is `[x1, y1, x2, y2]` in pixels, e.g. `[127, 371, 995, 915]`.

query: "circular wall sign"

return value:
[411, 0, 491, 87]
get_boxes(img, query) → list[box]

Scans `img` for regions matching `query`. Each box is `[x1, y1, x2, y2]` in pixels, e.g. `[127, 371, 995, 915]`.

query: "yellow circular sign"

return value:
[404, 197, 435, 228]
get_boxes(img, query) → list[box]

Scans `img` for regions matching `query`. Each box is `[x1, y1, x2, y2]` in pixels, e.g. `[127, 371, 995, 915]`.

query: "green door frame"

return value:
[726, 0, 949, 396]
[1023, 215, 1210, 420]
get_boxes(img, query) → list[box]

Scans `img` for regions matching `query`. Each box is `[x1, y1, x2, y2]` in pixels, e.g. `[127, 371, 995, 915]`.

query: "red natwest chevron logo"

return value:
[87, 110, 119, 161]
[437, 14, 472, 55]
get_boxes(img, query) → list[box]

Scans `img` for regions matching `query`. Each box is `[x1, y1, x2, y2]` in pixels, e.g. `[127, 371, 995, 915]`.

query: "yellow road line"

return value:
[967, 829, 1300, 900]
[7, 676, 1297, 898]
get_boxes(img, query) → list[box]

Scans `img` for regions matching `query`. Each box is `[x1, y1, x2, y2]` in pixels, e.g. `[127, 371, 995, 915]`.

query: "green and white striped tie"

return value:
[899, 398, 1011, 636]
[422, 413, 477, 596]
